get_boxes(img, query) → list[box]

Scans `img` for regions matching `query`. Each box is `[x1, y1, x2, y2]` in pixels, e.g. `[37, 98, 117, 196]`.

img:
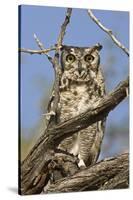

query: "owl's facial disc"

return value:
[62, 46, 100, 82]
[65, 54, 98, 82]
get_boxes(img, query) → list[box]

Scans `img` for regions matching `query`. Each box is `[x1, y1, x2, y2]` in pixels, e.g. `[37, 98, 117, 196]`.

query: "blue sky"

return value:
[20, 5, 129, 139]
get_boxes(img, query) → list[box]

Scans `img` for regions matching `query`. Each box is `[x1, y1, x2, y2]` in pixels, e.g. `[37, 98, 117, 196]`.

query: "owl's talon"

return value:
[78, 158, 86, 168]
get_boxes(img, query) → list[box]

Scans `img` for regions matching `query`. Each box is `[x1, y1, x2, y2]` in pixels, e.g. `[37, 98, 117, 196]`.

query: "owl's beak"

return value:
[78, 61, 83, 75]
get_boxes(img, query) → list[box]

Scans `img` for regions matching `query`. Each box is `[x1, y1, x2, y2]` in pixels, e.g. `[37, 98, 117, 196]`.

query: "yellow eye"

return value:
[66, 54, 76, 63]
[84, 54, 94, 62]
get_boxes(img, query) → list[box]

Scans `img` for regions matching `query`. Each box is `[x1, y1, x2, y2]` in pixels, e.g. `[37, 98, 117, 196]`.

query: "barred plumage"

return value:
[48, 44, 106, 167]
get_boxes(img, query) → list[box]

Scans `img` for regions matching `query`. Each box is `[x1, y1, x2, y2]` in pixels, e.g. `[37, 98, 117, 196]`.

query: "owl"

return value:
[48, 44, 106, 168]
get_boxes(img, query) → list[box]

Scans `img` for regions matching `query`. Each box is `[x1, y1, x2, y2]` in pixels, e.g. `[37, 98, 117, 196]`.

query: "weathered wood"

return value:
[20, 77, 129, 195]
[47, 153, 129, 193]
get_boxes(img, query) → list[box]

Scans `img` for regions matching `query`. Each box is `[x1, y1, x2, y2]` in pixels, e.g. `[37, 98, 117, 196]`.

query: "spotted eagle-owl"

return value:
[48, 43, 106, 167]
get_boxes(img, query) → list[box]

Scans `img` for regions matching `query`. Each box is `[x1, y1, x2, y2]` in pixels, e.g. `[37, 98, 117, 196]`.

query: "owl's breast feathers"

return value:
[59, 80, 104, 122]
[56, 73, 106, 167]
[59, 84, 89, 121]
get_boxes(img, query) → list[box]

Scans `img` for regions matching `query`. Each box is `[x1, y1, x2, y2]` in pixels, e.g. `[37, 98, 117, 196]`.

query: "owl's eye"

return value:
[84, 54, 94, 62]
[66, 54, 76, 63]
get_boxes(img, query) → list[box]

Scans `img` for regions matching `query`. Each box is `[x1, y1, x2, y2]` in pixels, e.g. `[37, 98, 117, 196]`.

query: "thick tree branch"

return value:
[20, 77, 129, 195]
[87, 9, 129, 56]
[45, 77, 129, 147]
[20, 9, 73, 195]
[22, 8, 73, 165]
[47, 153, 129, 192]
[23, 77, 129, 163]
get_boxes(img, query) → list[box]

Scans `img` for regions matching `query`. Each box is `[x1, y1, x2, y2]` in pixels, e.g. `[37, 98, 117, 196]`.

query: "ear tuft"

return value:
[95, 43, 103, 51]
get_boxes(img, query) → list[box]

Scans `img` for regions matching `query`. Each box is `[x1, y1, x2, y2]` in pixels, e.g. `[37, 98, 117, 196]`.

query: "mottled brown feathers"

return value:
[50, 44, 106, 167]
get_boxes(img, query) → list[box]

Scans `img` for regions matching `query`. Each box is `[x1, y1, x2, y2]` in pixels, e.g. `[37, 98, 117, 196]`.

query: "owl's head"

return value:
[61, 43, 102, 82]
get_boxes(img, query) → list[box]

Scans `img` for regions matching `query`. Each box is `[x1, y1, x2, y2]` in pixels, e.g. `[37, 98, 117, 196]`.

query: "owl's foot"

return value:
[78, 159, 86, 169]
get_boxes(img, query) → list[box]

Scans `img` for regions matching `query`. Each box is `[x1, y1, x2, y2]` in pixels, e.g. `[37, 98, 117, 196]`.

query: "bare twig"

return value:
[33, 33, 54, 63]
[48, 8, 73, 127]
[57, 8, 72, 47]
[87, 9, 129, 56]
[20, 46, 60, 55]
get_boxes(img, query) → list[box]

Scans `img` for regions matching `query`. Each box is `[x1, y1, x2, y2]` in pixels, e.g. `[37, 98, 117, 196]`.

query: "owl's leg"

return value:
[69, 142, 79, 156]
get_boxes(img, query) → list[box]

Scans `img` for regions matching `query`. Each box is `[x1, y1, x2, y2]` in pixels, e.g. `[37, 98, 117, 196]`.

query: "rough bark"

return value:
[47, 153, 129, 193]
[20, 77, 129, 195]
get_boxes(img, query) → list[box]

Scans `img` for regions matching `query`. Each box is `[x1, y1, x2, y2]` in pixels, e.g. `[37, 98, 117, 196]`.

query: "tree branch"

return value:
[45, 77, 129, 148]
[47, 153, 129, 193]
[19, 8, 73, 128]
[20, 9, 74, 195]
[23, 77, 129, 162]
[20, 46, 61, 55]
[20, 8, 129, 195]
[87, 9, 129, 56]
[56, 8, 72, 47]
[20, 77, 129, 195]
[48, 8, 73, 127]
[33, 33, 54, 63]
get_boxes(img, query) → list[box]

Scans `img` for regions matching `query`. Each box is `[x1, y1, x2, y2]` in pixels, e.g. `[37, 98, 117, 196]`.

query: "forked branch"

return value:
[33, 33, 54, 63]
[47, 8, 72, 127]
[87, 9, 129, 56]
